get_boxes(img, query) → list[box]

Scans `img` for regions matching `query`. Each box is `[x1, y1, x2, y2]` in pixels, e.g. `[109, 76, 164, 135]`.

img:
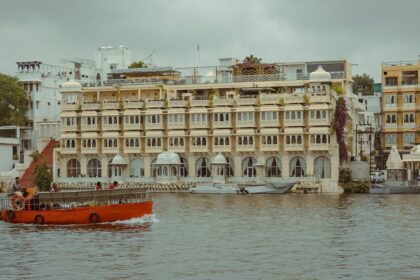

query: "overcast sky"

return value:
[0, 0, 419, 81]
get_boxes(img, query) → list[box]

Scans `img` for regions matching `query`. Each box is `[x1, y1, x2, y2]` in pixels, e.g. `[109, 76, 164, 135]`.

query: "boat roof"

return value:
[38, 188, 147, 202]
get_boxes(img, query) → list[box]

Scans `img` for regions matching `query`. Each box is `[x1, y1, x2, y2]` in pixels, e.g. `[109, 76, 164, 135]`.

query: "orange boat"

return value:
[0, 188, 153, 225]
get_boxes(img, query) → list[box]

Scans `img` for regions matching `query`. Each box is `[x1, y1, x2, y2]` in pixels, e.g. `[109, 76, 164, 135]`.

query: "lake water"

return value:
[1, 193, 420, 280]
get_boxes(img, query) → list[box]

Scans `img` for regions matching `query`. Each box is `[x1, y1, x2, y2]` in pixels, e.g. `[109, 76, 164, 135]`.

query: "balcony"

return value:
[145, 146, 163, 153]
[190, 145, 208, 153]
[81, 124, 99, 131]
[284, 119, 304, 127]
[145, 122, 164, 130]
[260, 94, 281, 105]
[124, 100, 144, 109]
[81, 146, 99, 154]
[190, 121, 210, 129]
[403, 123, 416, 129]
[60, 147, 78, 154]
[168, 146, 185, 153]
[383, 103, 397, 111]
[102, 124, 120, 131]
[124, 123, 141, 130]
[146, 100, 165, 108]
[285, 95, 304, 104]
[102, 146, 119, 154]
[284, 144, 304, 152]
[402, 103, 416, 110]
[62, 103, 78, 111]
[308, 118, 330, 126]
[82, 102, 100, 110]
[190, 99, 209, 107]
[213, 98, 235, 106]
[237, 97, 257, 106]
[260, 119, 279, 127]
[309, 94, 330, 103]
[309, 143, 329, 151]
[236, 144, 255, 152]
[384, 123, 398, 129]
[102, 101, 119, 110]
[213, 144, 231, 153]
[236, 120, 256, 128]
[61, 125, 78, 132]
[260, 143, 279, 151]
[168, 100, 188, 107]
[167, 122, 185, 129]
[212, 121, 231, 129]
[124, 146, 141, 154]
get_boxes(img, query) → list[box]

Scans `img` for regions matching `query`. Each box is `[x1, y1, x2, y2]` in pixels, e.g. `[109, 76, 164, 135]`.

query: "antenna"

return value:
[141, 49, 156, 63]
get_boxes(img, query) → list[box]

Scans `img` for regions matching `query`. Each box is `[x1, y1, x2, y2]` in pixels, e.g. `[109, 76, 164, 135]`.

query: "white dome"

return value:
[61, 80, 82, 92]
[386, 145, 403, 170]
[213, 153, 227, 164]
[309, 66, 331, 82]
[155, 152, 181, 165]
[110, 154, 126, 165]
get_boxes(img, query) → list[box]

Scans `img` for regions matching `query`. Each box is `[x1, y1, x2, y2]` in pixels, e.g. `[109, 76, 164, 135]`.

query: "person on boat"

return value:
[96, 181, 102, 190]
[109, 181, 118, 190]
[49, 183, 60, 192]
[12, 177, 21, 193]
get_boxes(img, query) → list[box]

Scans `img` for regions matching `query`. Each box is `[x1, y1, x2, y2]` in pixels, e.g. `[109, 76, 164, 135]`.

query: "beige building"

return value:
[381, 60, 419, 162]
[53, 60, 359, 193]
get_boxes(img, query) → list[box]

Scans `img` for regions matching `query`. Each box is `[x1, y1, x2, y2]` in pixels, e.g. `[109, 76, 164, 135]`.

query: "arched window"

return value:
[266, 156, 281, 177]
[314, 156, 331, 179]
[130, 158, 144, 177]
[196, 157, 210, 177]
[67, 159, 81, 177]
[87, 158, 101, 178]
[242, 157, 256, 177]
[151, 158, 157, 177]
[107, 159, 113, 177]
[180, 157, 188, 177]
[226, 157, 234, 177]
[290, 156, 306, 177]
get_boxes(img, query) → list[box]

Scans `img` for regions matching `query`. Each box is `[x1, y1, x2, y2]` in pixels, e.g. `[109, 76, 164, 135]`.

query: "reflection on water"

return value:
[2, 193, 420, 279]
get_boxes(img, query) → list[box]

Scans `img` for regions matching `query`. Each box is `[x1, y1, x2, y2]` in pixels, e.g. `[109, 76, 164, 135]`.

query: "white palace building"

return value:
[53, 59, 363, 193]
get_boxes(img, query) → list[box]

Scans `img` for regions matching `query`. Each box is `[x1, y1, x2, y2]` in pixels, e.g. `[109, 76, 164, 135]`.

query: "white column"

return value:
[282, 154, 289, 178]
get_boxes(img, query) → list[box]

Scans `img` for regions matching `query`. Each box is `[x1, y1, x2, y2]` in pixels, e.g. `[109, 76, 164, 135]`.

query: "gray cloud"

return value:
[0, 0, 419, 80]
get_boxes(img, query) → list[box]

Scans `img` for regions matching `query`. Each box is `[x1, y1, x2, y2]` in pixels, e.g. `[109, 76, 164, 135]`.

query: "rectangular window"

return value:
[385, 134, 397, 145]
[385, 77, 398, 86]
[404, 134, 415, 146]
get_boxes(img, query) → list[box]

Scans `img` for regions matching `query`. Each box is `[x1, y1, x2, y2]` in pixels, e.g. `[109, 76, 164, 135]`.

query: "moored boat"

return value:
[0, 188, 152, 225]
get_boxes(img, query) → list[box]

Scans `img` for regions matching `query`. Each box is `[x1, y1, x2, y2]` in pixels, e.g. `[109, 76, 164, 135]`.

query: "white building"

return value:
[95, 45, 132, 82]
[53, 59, 364, 193]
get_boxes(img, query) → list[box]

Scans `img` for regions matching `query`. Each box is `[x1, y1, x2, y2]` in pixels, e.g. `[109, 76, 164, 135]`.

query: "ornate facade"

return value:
[53, 61, 357, 192]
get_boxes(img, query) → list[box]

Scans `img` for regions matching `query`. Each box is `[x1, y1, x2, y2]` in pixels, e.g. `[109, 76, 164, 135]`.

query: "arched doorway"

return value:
[290, 156, 306, 177]
[242, 157, 256, 177]
[314, 156, 331, 178]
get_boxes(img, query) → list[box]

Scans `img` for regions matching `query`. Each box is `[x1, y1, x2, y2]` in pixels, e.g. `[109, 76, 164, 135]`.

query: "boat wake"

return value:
[111, 214, 159, 225]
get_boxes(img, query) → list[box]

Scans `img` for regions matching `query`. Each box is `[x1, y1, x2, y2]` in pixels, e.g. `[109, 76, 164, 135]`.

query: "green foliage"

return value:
[242, 55, 262, 64]
[341, 181, 370, 193]
[0, 73, 28, 125]
[352, 74, 374, 96]
[335, 96, 349, 162]
[128, 61, 147, 68]
[31, 151, 52, 191]
[332, 85, 344, 95]
[339, 168, 352, 183]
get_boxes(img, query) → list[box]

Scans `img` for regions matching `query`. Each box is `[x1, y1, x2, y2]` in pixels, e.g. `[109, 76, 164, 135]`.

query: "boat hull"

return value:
[0, 201, 153, 225]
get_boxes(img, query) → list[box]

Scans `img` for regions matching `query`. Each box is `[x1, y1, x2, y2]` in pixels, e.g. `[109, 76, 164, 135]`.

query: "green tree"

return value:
[353, 73, 374, 96]
[31, 151, 52, 191]
[243, 55, 262, 64]
[128, 61, 148, 68]
[0, 73, 28, 125]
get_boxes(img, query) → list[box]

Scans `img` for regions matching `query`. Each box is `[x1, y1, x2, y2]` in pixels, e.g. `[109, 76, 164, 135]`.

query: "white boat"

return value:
[190, 181, 296, 194]
[241, 182, 296, 194]
[190, 183, 239, 194]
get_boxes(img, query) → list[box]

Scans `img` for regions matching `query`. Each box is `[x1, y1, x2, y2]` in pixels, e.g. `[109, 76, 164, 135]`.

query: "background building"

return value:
[381, 60, 419, 166]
